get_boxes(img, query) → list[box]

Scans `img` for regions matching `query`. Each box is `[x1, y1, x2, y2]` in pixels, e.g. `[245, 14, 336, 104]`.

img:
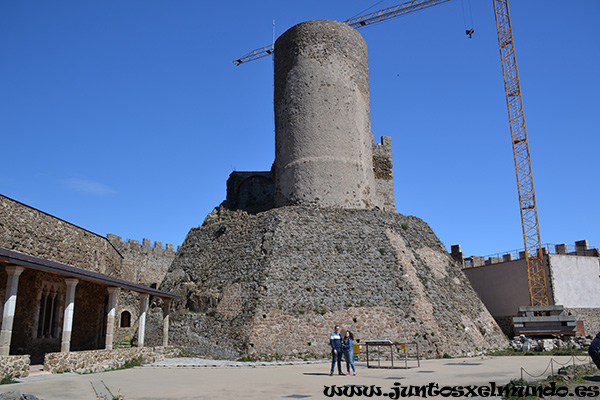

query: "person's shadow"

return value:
[303, 372, 333, 376]
[583, 376, 600, 382]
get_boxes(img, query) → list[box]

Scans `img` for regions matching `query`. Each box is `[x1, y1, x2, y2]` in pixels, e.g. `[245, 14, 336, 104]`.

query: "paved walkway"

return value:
[0, 355, 594, 399]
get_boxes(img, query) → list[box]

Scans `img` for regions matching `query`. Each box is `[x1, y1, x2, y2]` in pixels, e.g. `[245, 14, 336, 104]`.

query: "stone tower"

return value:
[151, 20, 508, 359]
[273, 20, 383, 209]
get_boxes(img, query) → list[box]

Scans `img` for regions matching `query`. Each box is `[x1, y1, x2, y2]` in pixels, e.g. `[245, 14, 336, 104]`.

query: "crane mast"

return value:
[233, 0, 550, 307]
[492, 0, 548, 306]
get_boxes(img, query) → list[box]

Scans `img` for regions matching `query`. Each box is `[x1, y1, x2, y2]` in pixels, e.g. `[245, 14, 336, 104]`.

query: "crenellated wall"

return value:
[106, 235, 176, 286]
[458, 241, 600, 337]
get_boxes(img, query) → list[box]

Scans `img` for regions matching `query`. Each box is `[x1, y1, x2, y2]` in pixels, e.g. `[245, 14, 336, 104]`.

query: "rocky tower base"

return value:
[158, 207, 507, 359]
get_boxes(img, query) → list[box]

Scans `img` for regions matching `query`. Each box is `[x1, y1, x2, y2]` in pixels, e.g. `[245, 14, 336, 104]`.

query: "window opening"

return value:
[120, 310, 131, 328]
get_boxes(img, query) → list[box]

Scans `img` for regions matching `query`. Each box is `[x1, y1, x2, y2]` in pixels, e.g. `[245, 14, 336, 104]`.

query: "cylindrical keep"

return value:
[273, 20, 382, 209]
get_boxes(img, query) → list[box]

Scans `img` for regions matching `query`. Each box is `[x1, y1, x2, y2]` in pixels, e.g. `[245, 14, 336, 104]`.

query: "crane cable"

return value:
[461, 0, 475, 38]
[349, 0, 388, 20]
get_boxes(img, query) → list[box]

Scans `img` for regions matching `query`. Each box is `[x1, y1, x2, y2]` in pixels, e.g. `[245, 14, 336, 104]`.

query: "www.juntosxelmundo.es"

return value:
[323, 381, 600, 398]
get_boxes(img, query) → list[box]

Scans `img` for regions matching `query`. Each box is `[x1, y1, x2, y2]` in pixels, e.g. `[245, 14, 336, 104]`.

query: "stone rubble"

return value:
[510, 335, 592, 352]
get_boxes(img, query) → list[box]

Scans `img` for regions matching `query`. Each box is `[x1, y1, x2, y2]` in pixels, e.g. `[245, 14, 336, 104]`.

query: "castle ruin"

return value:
[156, 20, 508, 359]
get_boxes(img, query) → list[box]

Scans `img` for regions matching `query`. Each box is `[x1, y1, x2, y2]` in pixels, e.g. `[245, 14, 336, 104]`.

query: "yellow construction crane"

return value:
[233, 0, 549, 307]
[492, 0, 548, 306]
[233, 0, 453, 66]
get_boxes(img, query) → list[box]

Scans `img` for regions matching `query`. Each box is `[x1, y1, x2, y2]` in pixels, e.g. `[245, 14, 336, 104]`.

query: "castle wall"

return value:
[273, 20, 383, 210]
[106, 235, 175, 286]
[0, 194, 176, 353]
[0, 195, 122, 277]
[462, 255, 553, 318]
[461, 243, 600, 336]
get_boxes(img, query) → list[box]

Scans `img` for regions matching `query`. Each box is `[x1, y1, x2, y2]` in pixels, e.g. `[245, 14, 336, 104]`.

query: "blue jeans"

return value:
[331, 349, 342, 373]
[589, 342, 600, 369]
[343, 350, 355, 373]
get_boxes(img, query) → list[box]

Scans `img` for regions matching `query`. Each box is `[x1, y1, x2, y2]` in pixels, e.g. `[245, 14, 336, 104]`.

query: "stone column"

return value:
[61, 279, 79, 352]
[138, 293, 149, 347]
[104, 287, 118, 350]
[162, 298, 171, 347]
[0, 266, 24, 356]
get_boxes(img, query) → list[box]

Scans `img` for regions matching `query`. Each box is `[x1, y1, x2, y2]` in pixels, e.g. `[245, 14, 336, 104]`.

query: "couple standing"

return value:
[329, 325, 357, 376]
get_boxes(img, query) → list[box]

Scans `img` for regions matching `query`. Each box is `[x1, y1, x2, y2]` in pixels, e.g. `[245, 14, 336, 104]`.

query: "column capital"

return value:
[64, 278, 79, 288]
[107, 286, 119, 295]
[4, 266, 24, 277]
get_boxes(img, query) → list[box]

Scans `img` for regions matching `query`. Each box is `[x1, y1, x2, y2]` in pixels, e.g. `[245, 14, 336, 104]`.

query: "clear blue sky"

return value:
[1, 0, 598, 257]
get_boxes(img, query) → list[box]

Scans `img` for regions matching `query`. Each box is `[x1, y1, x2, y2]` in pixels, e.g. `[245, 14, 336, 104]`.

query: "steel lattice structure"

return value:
[493, 0, 548, 306]
[344, 0, 451, 29]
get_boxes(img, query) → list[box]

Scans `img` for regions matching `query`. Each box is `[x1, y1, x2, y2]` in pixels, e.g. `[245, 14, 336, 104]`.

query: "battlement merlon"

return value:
[456, 239, 599, 268]
[107, 234, 177, 255]
[372, 135, 392, 149]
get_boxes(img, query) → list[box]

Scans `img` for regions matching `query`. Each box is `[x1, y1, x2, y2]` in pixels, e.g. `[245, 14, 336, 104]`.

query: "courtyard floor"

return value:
[0, 355, 598, 399]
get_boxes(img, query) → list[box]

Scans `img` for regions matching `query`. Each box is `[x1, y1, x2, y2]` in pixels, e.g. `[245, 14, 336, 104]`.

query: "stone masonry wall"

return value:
[159, 206, 508, 360]
[372, 136, 396, 212]
[564, 308, 600, 337]
[0, 355, 30, 379]
[43, 346, 177, 374]
[0, 195, 122, 277]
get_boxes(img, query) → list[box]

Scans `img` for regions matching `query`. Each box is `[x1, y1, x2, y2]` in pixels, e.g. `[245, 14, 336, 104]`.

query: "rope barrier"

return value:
[574, 354, 591, 362]
[551, 356, 574, 367]
[520, 354, 592, 381]
[521, 361, 552, 380]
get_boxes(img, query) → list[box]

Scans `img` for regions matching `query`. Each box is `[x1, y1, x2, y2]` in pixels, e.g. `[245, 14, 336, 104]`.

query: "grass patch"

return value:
[237, 355, 255, 362]
[0, 375, 17, 385]
[106, 357, 144, 372]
